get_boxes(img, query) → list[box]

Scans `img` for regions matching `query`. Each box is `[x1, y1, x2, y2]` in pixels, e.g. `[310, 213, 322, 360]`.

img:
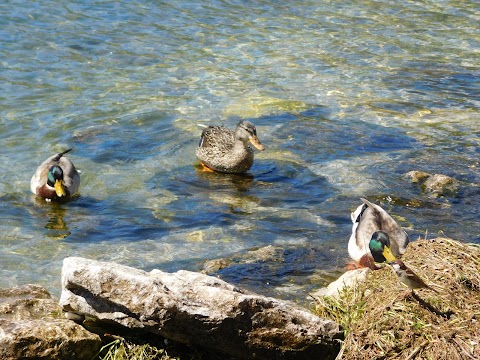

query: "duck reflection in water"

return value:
[34, 197, 71, 239]
[194, 167, 262, 215]
[194, 165, 255, 192]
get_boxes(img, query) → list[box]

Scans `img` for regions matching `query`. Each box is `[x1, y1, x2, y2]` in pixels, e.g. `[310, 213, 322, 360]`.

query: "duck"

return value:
[348, 198, 409, 269]
[196, 120, 265, 174]
[30, 149, 80, 202]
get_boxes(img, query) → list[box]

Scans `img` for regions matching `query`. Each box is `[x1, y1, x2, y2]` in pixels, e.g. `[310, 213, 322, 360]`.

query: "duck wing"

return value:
[199, 126, 235, 152]
[353, 202, 382, 251]
[360, 198, 409, 256]
[57, 155, 80, 194]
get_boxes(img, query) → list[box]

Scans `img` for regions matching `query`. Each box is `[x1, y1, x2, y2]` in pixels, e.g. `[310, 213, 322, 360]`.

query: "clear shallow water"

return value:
[0, 0, 479, 303]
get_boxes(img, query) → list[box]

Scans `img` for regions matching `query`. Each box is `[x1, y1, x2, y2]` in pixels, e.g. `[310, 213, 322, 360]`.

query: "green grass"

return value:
[93, 336, 178, 360]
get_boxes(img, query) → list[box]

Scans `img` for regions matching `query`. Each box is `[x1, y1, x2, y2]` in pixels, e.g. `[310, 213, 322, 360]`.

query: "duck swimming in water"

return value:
[30, 149, 80, 202]
[196, 120, 265, 174]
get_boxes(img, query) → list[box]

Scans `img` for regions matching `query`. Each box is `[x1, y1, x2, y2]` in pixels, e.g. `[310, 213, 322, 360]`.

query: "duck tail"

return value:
[360, 197, 382, 217]
[53, 148, 73, 161]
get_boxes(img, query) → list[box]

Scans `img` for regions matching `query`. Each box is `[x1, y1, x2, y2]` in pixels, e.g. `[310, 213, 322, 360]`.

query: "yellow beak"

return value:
[383, 246, 397, 262]
[54, 179, 66, 197]
[249, 135, 265, 151]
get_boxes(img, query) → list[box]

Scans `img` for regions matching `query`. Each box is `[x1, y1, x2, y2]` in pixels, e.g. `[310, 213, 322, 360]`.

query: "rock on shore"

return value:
[60, 257, 343, 360]
[0, 284, 101, 360]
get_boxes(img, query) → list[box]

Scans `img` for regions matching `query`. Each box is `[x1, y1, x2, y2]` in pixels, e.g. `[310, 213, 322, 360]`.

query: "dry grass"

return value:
[314, 238, 480, 360]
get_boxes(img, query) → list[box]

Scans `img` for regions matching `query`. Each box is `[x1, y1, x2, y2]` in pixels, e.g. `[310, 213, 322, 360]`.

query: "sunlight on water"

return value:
[0, 0, 478, 301]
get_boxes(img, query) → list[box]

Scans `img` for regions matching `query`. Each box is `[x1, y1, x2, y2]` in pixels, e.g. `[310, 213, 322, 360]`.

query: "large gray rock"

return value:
[60, 257, 343, 360]
[0, 284, 101, 360]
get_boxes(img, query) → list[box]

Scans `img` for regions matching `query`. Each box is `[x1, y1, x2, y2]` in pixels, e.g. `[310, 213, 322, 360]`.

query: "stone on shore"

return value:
[0, 284, 101, 360]
[60, 257, 343, 360]
[310, 268, 370, 299]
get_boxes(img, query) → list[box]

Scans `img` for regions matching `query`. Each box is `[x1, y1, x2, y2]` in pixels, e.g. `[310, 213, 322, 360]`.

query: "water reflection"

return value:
[33, 197, 71, 239]
[194, 164, 255, 193]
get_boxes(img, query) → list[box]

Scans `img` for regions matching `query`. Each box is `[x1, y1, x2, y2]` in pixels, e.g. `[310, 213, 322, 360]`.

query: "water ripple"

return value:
[0, 0, 478, 300]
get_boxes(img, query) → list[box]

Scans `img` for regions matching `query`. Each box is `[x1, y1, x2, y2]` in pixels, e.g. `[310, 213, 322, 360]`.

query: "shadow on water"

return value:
[206, 244, 346, 305]
[71, 111, 180, 163]
[193, 165, 255, 193]
[275, 106, 419, 163]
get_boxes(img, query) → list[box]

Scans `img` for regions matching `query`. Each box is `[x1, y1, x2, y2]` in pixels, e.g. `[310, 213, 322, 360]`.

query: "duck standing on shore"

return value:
[30, 149, 80, 202]
[196, 120, 265, 174]
[348, 198, 409, 269]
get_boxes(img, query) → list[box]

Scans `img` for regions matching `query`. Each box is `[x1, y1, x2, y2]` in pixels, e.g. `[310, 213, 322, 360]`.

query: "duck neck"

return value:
[359, 254, 380, 270]
[233, 138, 251, 154]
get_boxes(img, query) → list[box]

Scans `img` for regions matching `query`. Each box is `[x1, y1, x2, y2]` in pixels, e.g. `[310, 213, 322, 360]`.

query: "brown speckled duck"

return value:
[30, 149, 80, 202]
[196, 120, 265, 173]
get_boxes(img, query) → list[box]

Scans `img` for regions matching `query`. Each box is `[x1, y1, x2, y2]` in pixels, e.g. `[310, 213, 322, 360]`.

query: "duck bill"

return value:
[383, 246, 397, 262]
[249, 136, 265, 151]
[54, 179, 66, 197]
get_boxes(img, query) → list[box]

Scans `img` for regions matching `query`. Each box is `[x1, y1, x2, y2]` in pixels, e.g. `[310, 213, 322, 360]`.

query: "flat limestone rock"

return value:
[310, 268, 370, 299]
[60, 257, 343, 360]
[0, 284, 101, 360]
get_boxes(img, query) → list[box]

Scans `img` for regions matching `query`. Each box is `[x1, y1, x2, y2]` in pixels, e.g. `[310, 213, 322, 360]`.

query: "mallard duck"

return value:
[196, 120, 265, 174]
[30, 149, 80, 201]
[348, 198, 409, 269]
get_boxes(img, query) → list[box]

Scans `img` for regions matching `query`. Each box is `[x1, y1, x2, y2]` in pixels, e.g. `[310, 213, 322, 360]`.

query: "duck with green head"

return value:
[348, 198, 409, 269]
[30, 149, 80, 202]
[196, 120, 265, 174]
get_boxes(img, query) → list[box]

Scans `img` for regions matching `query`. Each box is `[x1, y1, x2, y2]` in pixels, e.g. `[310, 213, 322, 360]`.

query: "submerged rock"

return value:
[0, 284, 101, 360]
[405, 170, 458, 197]
[223, 95, 309, 118]
[423, 174, 458, 196]
[406, 170, 431, 184]
[202, 245, 284, 273]
[60, 257, 343, 360]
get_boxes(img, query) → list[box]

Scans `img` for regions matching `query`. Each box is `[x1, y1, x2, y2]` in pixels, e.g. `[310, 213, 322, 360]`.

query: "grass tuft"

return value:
[92, 336, 176, 360]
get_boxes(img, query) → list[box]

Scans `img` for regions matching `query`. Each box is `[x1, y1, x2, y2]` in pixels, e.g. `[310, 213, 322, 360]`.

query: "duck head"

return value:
[369, 231, 397, 263]
[235, 120, 265, 151]
[47, 165, 66, 197]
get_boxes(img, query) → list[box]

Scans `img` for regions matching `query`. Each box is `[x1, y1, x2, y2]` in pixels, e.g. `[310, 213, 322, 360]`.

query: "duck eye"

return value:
[241, 125, 251, 134]
[244, 125, 256, 136]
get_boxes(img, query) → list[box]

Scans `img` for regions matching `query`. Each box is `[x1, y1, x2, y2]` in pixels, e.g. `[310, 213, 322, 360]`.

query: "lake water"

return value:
[1, 0, 479, 304]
